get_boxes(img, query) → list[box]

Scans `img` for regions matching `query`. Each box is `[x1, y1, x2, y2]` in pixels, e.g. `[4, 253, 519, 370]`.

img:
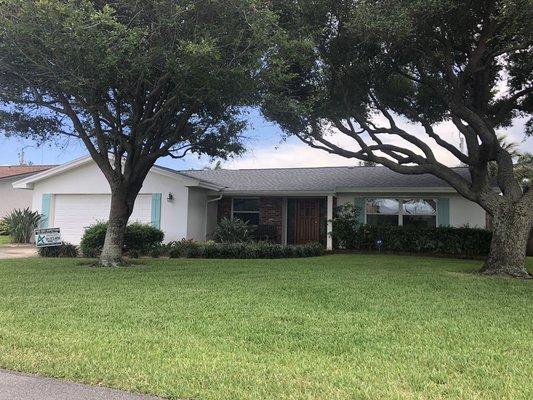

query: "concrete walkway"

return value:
[0, 370, 161, 400]
[0, 245, 37, 259]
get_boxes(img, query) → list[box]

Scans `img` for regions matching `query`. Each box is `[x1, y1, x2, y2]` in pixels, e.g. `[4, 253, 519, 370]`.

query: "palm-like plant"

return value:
[487, 134, 520, 177]
[486, 136, 532, 192]
[212, 218, 252, 243]
[2, 208, 41, 244]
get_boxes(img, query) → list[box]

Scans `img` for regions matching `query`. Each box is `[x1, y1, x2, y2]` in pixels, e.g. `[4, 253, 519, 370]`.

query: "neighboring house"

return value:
[0, 165, 56, 218]
[13, 156, 489, 250]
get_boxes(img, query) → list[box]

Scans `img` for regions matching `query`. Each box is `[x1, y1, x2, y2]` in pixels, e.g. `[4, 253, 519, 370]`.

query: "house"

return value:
[13, 156, 488, 249]
[0, 165, 56, 218]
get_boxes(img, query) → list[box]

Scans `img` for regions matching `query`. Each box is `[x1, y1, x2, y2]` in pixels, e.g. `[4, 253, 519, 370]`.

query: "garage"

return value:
[53, 194, 153, 244]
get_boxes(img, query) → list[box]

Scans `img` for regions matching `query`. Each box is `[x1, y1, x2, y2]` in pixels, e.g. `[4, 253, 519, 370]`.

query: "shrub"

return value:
[124, 222, 165, 255]
[80, 222, 164, 257]
[1, 208, 41, 244]
[129, 249, 141, 259]
[0, 219, 10, 236]
[149, 243, 166, 258]
[38, 243, 78, 258]
[80, 222, 108, 257]
[168, 240, 324, 259]
[212, 217, 252, 243]
[330, 203, 361, 249]
[340, 224, 492, 256]
[168, 239, 201, 258]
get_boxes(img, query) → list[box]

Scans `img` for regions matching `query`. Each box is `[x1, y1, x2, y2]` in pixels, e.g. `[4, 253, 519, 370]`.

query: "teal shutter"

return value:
[354, 198, 366, 224]
[41, 194, 52, 228]
[151, 193, 162, 229]
[437, 198, 450, 226]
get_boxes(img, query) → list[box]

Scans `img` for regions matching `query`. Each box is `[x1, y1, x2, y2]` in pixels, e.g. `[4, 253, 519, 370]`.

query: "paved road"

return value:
[0, 370, 161, 400]
[0, 245, 37, 259]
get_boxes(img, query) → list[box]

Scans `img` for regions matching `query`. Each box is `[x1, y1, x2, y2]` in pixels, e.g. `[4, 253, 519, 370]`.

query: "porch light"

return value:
[167, 192, 174, 202]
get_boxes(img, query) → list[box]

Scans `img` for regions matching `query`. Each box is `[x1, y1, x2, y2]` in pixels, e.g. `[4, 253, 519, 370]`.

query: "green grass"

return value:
[0, 235, 11, 245]
[0, 255, 531, 400]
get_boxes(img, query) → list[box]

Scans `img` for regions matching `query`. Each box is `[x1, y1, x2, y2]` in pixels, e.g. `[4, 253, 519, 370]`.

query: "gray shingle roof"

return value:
[175, 166, 471, 192]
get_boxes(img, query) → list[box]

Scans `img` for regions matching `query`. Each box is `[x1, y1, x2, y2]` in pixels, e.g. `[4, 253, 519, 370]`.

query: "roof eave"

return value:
[220, 189, 336, 196]
[334, 186, 459, 193]
[151, 166, 224, 190]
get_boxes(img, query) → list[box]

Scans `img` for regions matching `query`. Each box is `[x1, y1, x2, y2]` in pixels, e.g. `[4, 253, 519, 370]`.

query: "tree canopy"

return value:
[262, 0, 532, 201]
[0, 0, 274, 177]
[261, 0, 532, 277]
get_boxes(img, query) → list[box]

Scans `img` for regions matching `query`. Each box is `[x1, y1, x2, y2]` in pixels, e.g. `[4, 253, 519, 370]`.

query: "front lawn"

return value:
[0, 235, 10, 245]
[0, 255, 531, 400]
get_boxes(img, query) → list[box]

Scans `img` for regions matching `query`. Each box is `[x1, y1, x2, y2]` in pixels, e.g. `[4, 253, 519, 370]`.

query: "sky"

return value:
[0, 108, 531, 171]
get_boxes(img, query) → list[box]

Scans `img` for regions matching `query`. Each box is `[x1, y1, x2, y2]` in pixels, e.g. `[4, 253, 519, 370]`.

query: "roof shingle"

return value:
[178, 166, 471, 192]
[0, 165, 56, 180]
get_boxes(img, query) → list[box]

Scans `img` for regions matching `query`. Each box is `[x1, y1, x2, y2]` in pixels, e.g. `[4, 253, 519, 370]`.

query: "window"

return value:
[233, 198, 260, 225]
[365, 198, 437, 227]
[365, 199, 400, 226]
[402, 199, 436, 227]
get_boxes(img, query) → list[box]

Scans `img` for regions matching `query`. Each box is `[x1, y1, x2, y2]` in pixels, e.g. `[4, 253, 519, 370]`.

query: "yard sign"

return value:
[35, 228, 62, 247]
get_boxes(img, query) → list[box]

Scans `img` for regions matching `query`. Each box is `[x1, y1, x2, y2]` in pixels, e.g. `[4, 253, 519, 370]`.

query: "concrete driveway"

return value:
[0, 370, 161, 400]
[0, 245, 37, 259]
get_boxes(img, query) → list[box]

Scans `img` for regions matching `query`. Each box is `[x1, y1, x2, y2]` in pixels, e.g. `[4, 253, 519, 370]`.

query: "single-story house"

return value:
[12, 156, 488, 250]
[0, 165, 56, 218]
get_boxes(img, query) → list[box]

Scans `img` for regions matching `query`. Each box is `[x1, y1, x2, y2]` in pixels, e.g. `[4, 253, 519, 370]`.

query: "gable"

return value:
[12, 156, 220, 191]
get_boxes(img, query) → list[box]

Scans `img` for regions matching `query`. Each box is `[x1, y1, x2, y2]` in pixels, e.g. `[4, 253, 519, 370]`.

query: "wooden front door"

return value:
[294, 199, 321, 244]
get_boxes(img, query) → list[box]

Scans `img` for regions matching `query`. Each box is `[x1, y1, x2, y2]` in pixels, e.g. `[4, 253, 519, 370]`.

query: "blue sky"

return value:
[1, 108, 531, 170]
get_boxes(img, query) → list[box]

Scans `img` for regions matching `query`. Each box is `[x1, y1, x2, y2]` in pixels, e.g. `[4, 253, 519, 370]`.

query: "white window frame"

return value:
[364, 198, 438, 226]
[231, 197, 260, 225]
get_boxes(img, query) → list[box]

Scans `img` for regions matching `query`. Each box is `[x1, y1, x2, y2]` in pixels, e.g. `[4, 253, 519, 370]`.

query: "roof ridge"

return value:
[179, 165, 382, 173]
[180, 165, 469, 173]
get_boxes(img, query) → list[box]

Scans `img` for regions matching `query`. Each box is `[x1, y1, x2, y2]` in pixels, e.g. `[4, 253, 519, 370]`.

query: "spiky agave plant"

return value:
[2, 208, 41, 244]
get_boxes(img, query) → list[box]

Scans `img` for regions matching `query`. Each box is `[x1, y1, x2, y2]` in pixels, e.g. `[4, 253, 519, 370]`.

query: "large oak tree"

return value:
[262, 0, 533, 277]
[0, 0, 273, 265]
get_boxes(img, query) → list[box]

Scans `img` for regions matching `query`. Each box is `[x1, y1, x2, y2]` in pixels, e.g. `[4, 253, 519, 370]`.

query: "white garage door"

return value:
[53, 194, 153, 244]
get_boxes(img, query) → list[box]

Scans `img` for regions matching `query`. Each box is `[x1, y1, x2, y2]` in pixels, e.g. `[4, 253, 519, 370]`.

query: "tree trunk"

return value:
[99, 189, 135, 267]
[480, 202, 532, 278]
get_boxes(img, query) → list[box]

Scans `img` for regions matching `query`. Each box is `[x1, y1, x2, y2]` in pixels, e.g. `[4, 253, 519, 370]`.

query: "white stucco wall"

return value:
[26, 161, 196, 243]
[336, 192, 486, 228]
[186, 187, 209, 241]
[449, 196, 486, 228]
[0, 177, 34, 218]
[206, 200, 219, 240]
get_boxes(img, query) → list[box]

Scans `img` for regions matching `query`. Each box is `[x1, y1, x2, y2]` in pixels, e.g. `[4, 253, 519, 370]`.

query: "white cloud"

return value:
[222, 117, 533, 170]
[224, 140, 353, 169]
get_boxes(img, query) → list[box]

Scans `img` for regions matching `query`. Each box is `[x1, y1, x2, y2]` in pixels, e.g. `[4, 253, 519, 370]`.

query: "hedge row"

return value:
[167, 240, 325, 259]
[341, 225, 492, 256]
[38, 243, 79, 258]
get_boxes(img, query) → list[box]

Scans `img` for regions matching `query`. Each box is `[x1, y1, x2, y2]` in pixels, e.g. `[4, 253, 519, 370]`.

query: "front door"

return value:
[294, 199, 321, 244]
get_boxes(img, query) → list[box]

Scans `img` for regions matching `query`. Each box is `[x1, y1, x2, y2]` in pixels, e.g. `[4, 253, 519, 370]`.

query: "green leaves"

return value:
[0, 0, 276, 163]
[1, 208, 41, 244]
[262, 0, 532, 133]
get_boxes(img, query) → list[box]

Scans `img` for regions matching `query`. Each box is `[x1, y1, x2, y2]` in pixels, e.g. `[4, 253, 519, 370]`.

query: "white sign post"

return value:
[35, 228, 62, 247]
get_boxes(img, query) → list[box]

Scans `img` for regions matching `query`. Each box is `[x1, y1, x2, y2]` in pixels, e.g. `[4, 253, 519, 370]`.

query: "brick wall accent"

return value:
[218, 197, 232, 221]
[259, 197, 283, 243]
[216, 197, 284, 243]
